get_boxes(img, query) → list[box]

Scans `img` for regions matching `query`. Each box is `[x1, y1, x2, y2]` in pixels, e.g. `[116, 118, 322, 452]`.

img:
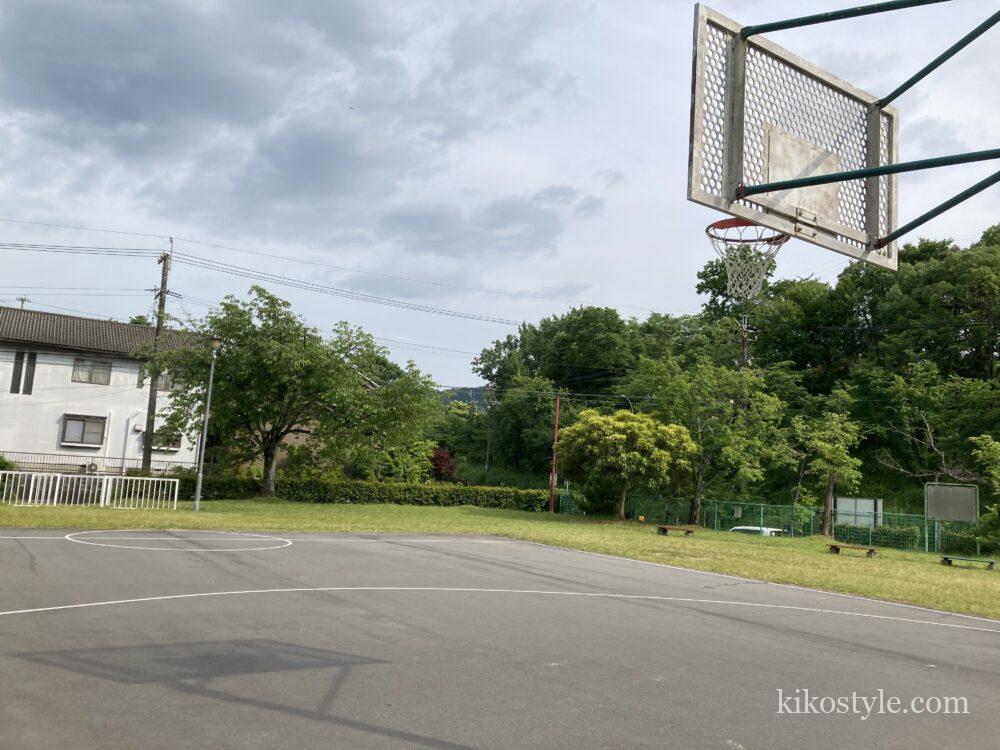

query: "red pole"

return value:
[549, 395, 560, 513]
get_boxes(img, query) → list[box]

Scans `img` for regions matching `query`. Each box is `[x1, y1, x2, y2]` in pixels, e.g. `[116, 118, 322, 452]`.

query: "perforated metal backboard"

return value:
[925, 483, 979, 523]
[688, 4, 899, 270]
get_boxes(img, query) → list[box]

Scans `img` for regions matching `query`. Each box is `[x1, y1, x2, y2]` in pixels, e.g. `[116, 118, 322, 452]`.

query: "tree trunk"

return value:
[617, 485, 629, 522]
[821, 470, 837, 536]
[791, 459, 806, 506]
[262, 444, 278, 497]
[688, 468, 705, 524]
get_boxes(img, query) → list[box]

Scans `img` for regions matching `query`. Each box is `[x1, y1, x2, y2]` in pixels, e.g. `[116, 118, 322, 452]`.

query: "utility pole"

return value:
[15, 296, 29, 310]
[548, 394, 561, 513]
[484, 407, 492, 471]
[484, 386, 496, 471]
[737, 313, 754, 370]
[141, 241, 172, 472]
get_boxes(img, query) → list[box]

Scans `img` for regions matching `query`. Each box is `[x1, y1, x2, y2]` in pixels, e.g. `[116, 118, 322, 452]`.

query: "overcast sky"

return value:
[1, 0, 997, 386]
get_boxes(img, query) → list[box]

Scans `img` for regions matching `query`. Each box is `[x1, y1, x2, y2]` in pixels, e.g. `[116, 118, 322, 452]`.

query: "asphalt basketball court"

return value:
[0, 528, 996, 749]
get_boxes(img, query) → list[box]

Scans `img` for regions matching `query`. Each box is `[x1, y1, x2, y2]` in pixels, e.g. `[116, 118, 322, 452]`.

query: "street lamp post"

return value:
[619, 394, 635, 413]
[193, 337, 222, 511]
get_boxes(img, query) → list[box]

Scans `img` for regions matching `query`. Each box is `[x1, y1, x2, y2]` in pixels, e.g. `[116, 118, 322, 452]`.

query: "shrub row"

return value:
[178, 476, 261, 501]
[177, 476, 548, 512]
[276, 479, 549, 512]
[833, 523, 922, 550]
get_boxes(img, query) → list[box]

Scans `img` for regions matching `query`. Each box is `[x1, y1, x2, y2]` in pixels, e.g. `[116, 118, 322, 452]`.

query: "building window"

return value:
[147, 428, 182, 452]
[61, 415, 107, 446]
[137, 366, 175, 391]
[8, 351, 36, 395]
[72, 358, 112, 385]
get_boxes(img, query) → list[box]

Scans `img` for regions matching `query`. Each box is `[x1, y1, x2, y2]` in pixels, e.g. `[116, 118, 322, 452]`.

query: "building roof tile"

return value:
[0, 305, 199, 358]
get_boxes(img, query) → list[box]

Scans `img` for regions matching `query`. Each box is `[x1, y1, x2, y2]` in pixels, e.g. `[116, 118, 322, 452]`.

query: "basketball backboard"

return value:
[688, 4, 899, 270]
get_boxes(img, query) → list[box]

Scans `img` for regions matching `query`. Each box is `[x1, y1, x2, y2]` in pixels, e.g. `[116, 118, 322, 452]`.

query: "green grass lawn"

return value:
[2, 499, 998, 620]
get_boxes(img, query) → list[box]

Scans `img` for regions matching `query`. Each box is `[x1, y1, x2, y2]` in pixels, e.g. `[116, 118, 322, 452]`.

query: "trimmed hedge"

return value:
[277, 479, 548, 512]
[178, 476, 262, 501]
[176, 476, 548, 512]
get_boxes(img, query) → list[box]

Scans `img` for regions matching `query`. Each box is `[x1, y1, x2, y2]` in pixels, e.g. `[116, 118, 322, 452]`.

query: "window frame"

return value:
[72, 357, 112, 386]
[137, 365, 176, 391]
[147, 428, 182, 452]
[61, 414, 107, 447]
[8, 351, 36, 395]
[9, 350, 24, 393]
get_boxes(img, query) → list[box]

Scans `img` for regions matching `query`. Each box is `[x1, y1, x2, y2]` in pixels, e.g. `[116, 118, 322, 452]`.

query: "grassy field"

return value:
[2, 499, 997, 620]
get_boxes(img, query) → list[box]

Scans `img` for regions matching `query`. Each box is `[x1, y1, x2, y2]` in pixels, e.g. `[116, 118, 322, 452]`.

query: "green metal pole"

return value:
[878, 9, 1000, 106]
[760, 503, 764, 531]
[876, 169, 1000, 248]
[737, 149, 1000, 199]
[741, 0, 948, 39]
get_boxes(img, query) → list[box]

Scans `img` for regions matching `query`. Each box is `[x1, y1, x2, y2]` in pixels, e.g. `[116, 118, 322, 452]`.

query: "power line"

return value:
[0, 215, 678, 313]
[0, 238, 522, 325]
[373, 336, 480, 356]
[0, 241, 160, 258]
[170, 252, 521, 326]
[0, 285, 149, 291]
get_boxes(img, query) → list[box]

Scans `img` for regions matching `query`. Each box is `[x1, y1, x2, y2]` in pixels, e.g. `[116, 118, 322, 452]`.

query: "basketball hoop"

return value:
[705, 218, 789, 303]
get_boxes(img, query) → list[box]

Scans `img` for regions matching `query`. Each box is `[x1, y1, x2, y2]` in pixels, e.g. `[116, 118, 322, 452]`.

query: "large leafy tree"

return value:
[855, 362, 1000, 485]
[472, 334, 524, 391]
[490, 374, 568, 473]
[792, 409, 863, 535]
[519, 307, 637, 393]
[163, 286, 439, 495]
[557, 409, 696, 520]
[628, 357, 785, 522]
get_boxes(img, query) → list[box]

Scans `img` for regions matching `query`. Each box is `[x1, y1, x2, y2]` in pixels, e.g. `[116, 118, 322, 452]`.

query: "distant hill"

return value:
[440, 386, 488, 410]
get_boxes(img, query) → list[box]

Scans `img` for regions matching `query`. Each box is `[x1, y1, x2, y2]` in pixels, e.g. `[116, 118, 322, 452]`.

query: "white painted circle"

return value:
[64, 529, 292, 552]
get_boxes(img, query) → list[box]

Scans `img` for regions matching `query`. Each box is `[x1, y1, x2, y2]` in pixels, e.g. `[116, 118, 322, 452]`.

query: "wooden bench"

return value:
[940, 555, 995, 571]
[657, 525, 695, 536]
[827, 543, 877, 558]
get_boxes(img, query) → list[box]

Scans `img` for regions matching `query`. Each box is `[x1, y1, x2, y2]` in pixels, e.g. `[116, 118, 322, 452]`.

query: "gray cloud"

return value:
[378, 183, 604, 258]
[377, 197, 563, 258]
[904, 117, 968, 160]
[0, 0, 583, 245]
[594, 168, 626, 189]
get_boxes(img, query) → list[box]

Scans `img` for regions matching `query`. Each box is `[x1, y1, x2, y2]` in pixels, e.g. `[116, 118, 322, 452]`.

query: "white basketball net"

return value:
[705, 219, 789, 302]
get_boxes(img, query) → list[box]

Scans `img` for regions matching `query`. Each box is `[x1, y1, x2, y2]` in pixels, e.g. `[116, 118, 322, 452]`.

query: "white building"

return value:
[0, 305, 199, 473]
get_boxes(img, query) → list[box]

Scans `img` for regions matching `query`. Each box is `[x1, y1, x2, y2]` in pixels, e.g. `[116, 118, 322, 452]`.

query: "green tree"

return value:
[628, 357, 785, 522]
[491, 375, 567, 473]
[696, 249, 776, 320]
[472, 334, 524, 390]
[794, 410, 863, 536]
[519, 307, 637, 393]
[972, 435, 1000, 495]
[863, 363, 999, 485]
[163, 286, 439, 495]
[556, 409, 696, 520]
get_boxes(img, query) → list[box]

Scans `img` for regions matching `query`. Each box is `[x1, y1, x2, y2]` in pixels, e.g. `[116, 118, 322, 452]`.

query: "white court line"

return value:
[2, 531, 997, 625]
[65, 529, 292, 552]
[289, 538, 515, 543]
[523, 540, 1000, 626]
[0, 535, 512, 543]
[0, 586, 998, 633]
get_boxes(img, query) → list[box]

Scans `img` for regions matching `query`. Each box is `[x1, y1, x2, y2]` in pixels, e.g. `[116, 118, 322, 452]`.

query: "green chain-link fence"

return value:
[559, 491, 984, 554]
[701, 500, 983, 553]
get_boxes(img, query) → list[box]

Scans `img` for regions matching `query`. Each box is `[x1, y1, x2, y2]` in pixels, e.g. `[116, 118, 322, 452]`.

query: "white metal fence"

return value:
[0, 471, 178, 510]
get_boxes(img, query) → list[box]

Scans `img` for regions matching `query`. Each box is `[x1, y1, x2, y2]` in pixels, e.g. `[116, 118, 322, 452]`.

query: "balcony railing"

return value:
[0, 450, 195, 476]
